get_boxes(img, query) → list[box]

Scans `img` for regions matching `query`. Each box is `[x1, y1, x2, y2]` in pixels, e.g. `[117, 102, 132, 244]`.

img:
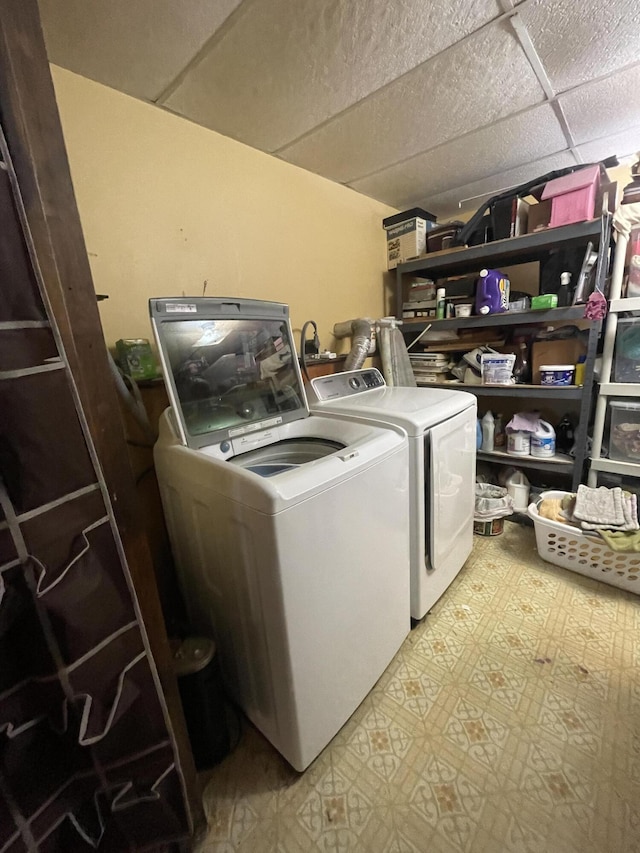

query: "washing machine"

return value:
[307, 369, 476, 620]
[149, 298, 410, 771]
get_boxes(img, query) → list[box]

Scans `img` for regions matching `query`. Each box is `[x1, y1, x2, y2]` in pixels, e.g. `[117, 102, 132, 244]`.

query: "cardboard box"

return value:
[383, 208, 437, 270]
[531, 338, 586, 384]
[527, 199, 553, 233]
[385, 217, 427, 269]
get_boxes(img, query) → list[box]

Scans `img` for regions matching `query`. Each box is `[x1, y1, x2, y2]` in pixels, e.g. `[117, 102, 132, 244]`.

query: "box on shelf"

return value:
[530, 293, 557, 310]
[609, 400, 640, 462]
[526, 199, 553, 233]
[614, 318, 640, 382]
[531, 338, 586, 384]
[402, 299, 437, 319]
[409, 353, 451, 383]
[491, 196, 530, 240]
[540, 164, 604, 228]
[407, 278, 436, 302]
[383, 208, 437, 270]
[427, 221, 464, 253]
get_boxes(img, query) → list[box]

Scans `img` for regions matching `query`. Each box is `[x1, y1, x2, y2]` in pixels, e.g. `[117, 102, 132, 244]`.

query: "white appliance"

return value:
[150, 298, 410, 771]
[308, 369, 476, 620]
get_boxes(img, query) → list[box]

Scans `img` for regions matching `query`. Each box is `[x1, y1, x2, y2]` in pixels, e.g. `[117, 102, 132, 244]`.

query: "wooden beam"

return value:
[0, 0, 203, 831]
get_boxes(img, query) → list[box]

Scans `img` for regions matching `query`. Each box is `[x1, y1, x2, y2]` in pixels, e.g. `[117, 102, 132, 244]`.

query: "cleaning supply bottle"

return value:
[556, 415, 575, 454]
[558, 271, 572, 307]
[436, 288, 446, 319]
[530, 419, 556, 458]
[475, 269, 510, 315]
[481, 411, 495, 452]
[494, 413, 505, 448]
[476, 418, 483, 450]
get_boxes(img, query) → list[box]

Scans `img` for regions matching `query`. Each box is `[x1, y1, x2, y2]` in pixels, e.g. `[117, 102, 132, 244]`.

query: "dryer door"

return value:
[429, 406, 476, 585]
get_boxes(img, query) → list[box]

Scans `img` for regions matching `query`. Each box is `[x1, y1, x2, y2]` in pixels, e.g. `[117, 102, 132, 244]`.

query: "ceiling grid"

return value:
[38, 0, 640, 218]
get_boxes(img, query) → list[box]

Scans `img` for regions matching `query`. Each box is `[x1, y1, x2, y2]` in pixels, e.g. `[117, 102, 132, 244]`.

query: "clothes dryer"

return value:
[308, 369, 476, 620]
[150, 299, 410, 771]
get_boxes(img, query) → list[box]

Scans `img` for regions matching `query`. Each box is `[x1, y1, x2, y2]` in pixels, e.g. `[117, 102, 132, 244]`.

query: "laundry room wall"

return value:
[49, 66, 396, 353]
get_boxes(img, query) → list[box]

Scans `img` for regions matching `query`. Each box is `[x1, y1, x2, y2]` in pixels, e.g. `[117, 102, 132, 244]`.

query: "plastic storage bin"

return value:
[609, 400, 640, 462]
[614, 318, 640, 383]
[528, 490, 640, 594]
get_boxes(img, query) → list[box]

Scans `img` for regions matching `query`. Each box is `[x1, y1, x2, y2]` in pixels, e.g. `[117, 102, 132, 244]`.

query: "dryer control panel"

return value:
[308, 368, 385, 401]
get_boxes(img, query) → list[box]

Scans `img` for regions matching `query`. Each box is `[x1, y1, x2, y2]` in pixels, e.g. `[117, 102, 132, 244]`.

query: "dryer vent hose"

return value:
[333, 318, 374, 372]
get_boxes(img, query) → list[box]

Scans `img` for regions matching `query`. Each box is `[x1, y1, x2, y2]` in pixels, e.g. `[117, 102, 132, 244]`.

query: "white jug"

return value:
[531, 420, 556, 458]
[504, 469, 530, 513]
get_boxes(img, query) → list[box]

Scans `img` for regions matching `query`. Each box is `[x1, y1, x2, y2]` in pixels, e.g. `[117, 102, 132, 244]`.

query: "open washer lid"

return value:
[150, 297, 309, 449]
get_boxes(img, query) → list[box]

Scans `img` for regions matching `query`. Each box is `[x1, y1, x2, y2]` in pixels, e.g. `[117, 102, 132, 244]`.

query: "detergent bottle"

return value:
[475, 269, 510, 315]
[481, 411, 495, 452]
[530, 420, 556, 458]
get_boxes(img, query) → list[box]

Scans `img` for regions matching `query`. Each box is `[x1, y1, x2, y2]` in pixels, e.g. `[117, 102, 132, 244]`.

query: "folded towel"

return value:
[576, 485, 639, 532]
[574, 485, 625, 527]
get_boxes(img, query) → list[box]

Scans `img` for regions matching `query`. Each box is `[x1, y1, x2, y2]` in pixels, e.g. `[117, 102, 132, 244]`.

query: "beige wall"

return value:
[50, 66, 396, 352]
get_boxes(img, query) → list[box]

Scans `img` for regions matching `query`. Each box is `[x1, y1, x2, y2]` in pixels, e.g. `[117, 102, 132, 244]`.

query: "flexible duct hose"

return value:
[333, 318, 373, 372]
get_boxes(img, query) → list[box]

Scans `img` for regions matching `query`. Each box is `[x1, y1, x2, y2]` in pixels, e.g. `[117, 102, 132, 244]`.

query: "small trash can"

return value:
[173, 637, 231, 770]
[473, 483, 513, 536]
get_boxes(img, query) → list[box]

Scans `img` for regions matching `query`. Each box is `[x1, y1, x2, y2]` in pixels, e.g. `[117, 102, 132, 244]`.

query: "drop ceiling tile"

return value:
[559, 65, 640, 145]
[164, 0, 502, 152]
[421, 151, 577, 219]
[38, 0, 243, 101]
[278, 20, 545, 183]
[519, 0, 640, 94]
[350, 103, 567, 208]
[576, 128, 640, 164]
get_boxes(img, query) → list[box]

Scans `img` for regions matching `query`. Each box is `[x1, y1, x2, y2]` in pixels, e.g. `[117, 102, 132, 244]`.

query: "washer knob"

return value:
[349, 376, 360, 389]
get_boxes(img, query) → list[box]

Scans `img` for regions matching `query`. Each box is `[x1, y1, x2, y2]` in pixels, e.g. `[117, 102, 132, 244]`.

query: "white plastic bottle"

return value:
[481, 411, 495, 452]
[530, 420, 556, 457]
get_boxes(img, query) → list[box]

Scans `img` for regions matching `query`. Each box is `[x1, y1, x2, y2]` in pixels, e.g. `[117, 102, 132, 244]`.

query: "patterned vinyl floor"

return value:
[194, 523, 640, 853]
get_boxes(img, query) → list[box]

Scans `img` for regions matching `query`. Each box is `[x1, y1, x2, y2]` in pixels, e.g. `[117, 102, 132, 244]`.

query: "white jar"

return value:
[507, 431, 530, 456]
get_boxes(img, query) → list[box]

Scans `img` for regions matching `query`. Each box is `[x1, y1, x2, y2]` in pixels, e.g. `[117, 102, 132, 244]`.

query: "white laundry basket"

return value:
[528, 490, 640, 595]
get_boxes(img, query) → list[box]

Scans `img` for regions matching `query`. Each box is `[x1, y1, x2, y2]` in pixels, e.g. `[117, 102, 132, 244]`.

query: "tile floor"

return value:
[194, 523, 640, 853]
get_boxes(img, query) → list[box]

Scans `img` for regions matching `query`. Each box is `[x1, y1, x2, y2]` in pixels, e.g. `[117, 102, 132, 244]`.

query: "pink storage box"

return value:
[541, 165, 602, 228]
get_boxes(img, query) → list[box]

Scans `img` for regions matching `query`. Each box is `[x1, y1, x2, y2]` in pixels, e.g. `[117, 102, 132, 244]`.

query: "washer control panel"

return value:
[309, 368, 385, 401]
